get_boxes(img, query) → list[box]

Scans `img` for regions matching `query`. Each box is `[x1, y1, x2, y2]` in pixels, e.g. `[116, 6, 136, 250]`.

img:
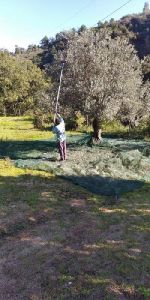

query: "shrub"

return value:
[75, 111, 86, 130]
[101, 119, 126, 133]
[33, 114, 45, 129]
[139, 117, 150, 136]
[66, 111, 85, 131]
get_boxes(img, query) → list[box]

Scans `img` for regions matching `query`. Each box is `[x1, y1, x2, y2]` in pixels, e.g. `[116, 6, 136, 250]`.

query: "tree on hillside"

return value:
[15, 45, 25, 55]
[96, 19, 133, 40]
[38, 30, 77, 72]
[78, 25, 87, 34]
[61, 29, 143, 139]
[40, 36, 49, 49]
[143, 2, 150, 14]
[0, 51, 50, 116]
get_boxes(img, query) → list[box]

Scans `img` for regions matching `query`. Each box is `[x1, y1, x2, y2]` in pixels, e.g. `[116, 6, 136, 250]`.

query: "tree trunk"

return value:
[91, 117, 102, 144]
[86, 114, 89, 127]
[3, 106, 6, 116]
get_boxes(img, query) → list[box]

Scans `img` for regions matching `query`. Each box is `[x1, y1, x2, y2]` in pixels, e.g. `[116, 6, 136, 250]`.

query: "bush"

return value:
[139, 117, 150, 136]
[66, 111, 86, 131]
[75, 111, 86, 129]
[65, 118, 77, 130]
[144, 119, 150, 135]
[33, 114, 45, 129]
[101, 119, 127, 133]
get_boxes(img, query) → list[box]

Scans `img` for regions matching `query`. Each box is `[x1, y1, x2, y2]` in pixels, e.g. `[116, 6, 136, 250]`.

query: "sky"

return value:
[0, 0, 146, 52]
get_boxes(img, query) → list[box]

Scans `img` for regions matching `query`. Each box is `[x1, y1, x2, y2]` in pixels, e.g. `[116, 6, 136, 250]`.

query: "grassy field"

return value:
[0, 117, 150, 300]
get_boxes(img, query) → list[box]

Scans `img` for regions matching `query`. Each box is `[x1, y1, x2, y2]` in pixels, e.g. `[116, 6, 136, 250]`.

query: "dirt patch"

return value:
[0, 203, 52, 239]
[69, 198, 86, 208]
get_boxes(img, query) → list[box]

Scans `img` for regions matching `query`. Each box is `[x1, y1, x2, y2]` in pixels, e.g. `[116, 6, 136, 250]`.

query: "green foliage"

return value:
[33, 114, 45, 129]
[101, 119, 127, 133]
[138, 286, 150, 299]
[74, 111, 86, 129]
[65, 111, 86, 131]
[33, 112, 51, 130]
[138, 117, 150, 136]
[143, 119, 150, 135]
[0, 51, 50, 116]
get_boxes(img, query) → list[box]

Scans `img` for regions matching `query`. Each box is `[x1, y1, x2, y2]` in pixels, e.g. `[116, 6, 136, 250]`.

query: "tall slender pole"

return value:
[55, 62, 64, 113]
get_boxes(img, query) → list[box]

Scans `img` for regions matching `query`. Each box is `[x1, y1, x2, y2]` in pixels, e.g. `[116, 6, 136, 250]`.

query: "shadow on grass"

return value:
[102, 131, 144, 139]
[0, 136, 86, 159]
[0, 139, 57, 159]
[0, 172, 146, 202]
[0, 172, 149, 300]
[0, 135, 90, 161]
[0, 134, 150, 160]
[62, 175, 144, 200]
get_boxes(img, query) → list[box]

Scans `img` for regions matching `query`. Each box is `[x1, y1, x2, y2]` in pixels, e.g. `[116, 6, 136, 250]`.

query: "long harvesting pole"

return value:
[55, 62, 65, 113]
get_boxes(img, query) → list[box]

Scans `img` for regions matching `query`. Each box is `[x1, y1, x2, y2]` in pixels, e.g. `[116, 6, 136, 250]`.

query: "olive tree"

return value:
[61, 28, 143, 139]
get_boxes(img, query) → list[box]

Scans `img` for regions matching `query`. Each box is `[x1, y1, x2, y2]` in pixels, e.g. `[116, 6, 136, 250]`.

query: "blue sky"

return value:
[0, 0, 145, 51]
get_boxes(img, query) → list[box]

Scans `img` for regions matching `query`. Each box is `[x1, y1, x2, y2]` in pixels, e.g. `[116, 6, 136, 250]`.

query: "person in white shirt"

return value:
[52, 113, 67, 161]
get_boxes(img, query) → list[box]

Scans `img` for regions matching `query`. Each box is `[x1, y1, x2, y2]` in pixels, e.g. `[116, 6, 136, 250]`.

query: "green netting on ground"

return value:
[0, 134, 150, 197]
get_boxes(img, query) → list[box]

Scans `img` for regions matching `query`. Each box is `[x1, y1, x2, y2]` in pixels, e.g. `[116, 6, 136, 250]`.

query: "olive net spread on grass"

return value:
[1, 134, 150, 197]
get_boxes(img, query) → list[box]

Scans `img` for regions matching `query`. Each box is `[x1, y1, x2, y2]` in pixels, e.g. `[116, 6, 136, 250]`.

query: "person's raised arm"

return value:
[56, 113, 63, 122]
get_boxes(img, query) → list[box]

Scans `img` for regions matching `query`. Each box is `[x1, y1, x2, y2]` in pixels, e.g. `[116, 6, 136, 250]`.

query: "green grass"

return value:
[0, 116, 150, 300]
[0, 116, 52, 140]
